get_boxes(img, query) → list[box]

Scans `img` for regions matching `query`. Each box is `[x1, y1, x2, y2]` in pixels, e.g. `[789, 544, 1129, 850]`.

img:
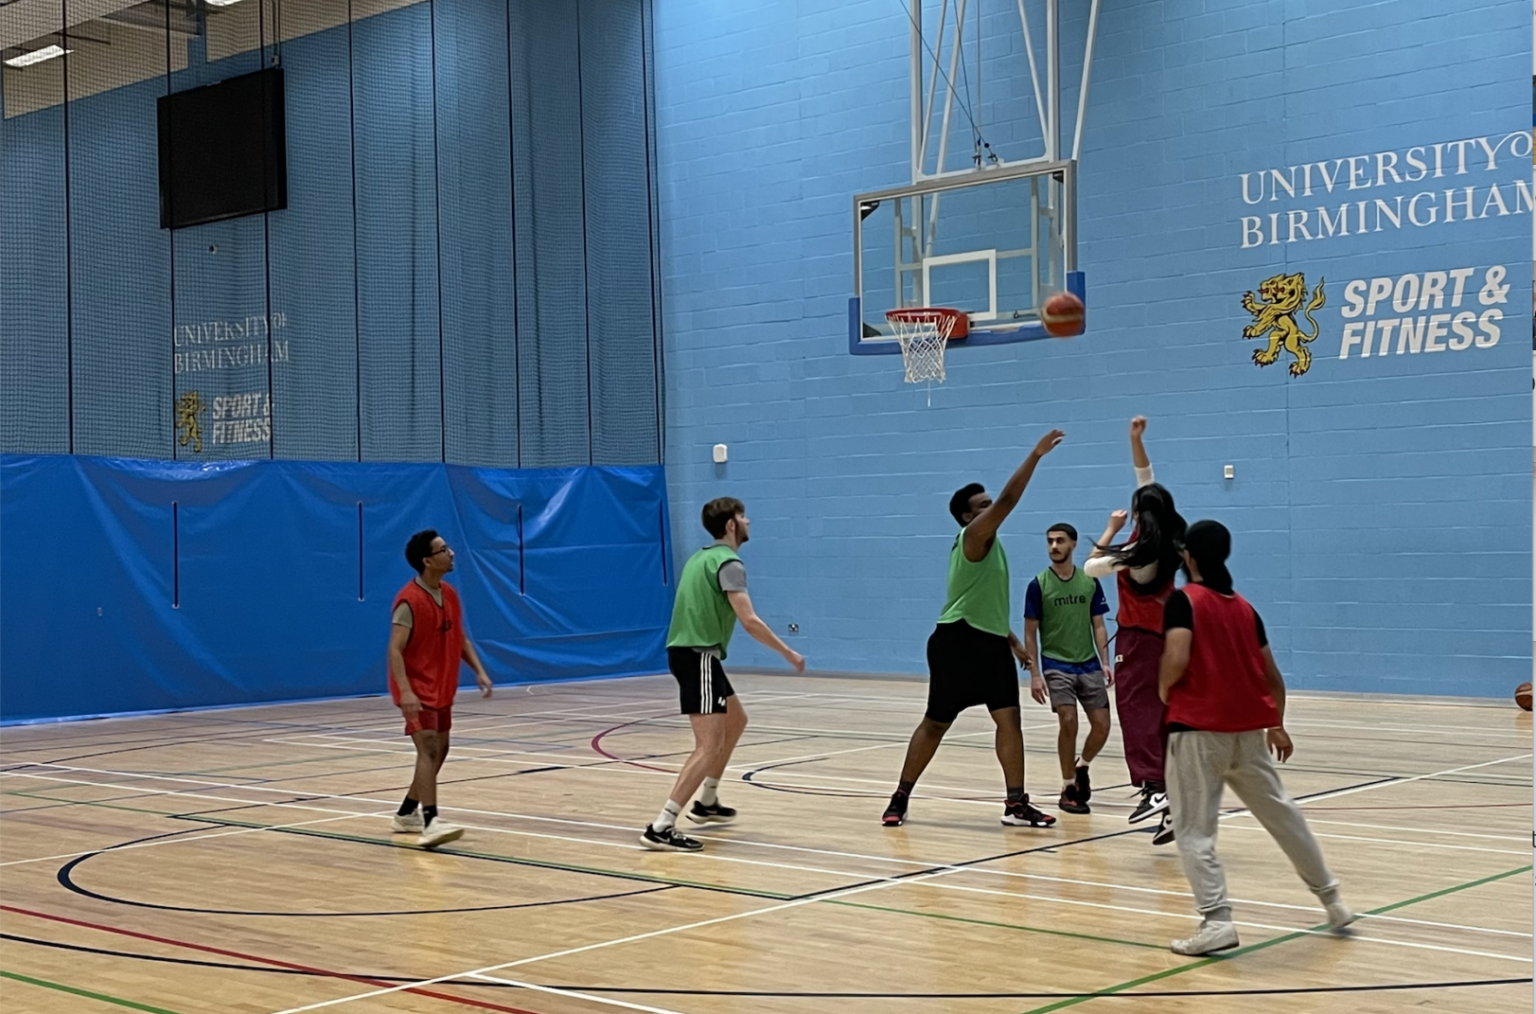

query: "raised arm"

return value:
[1129, 416, 1155, 489]
[1083, 510, 1129, 578]
[962, 430, 1065, 562]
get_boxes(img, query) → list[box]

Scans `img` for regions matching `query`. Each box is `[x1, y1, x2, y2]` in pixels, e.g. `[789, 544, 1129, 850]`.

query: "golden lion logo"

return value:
[1241, 272, 1326, 377]
[176, 391, 205, 454]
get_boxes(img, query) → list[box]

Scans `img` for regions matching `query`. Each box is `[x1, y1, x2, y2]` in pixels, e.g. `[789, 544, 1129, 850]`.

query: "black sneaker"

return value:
[686, 800, 737, 825]
[1074, 763, 1092, 803]
[881, 790, 909, 827]
[1151, 812, 1176, 846]
[639, 824, 702, 852]
[1128, 787, 1169, 824]
[1001, 796, 1057, 827]
[1058, 783, 1090, 815]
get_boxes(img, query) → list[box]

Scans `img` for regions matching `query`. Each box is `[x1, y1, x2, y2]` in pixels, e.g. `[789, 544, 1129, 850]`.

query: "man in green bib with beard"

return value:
[1025, 523, 1113, 816]
[640, 496, 805, 852]
[882, 429, 1065, 829]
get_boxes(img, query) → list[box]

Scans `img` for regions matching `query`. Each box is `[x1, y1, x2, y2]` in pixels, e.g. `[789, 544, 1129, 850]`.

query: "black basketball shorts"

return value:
[924, 619, 1021, 723]
[667, 646, 736, 715]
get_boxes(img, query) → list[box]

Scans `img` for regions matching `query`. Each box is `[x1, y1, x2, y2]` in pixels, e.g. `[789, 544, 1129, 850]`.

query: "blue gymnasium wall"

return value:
[0, 456, 671, 723]
[0, 0, 672, 721]
[655, 1, 1531, 697]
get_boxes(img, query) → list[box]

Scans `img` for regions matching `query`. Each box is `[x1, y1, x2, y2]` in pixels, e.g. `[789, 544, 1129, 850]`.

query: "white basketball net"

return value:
[886, 310, 959, 384]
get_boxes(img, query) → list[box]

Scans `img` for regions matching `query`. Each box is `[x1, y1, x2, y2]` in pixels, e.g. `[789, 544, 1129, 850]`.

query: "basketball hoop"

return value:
[885, 308, 967, 386]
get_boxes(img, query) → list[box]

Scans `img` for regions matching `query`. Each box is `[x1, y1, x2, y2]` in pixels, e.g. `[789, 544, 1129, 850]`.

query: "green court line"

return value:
[183, 816, 1163, 951]
[1015, 864, 1533, 1014]
[195, 750, 398, 775]
[0, 970, 190, 1014]
[176, 814, 798, 899]
[3, 789, 174, 817]
[824, 899, 1165, 951]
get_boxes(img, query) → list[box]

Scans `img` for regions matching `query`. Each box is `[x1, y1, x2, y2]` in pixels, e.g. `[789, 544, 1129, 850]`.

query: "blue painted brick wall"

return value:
[655, 0, 1530, 697]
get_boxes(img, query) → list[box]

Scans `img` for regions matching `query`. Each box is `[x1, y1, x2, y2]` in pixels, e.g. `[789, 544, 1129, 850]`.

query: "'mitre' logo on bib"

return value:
[1242, 272, 1327, 377]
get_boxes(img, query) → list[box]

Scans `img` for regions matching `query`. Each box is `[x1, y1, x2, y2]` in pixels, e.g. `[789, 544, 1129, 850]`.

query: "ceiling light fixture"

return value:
[4, 45, 72, 68]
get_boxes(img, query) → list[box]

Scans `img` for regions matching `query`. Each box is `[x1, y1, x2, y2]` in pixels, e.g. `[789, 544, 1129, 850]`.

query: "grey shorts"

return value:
[1043, 664, 1109, 711]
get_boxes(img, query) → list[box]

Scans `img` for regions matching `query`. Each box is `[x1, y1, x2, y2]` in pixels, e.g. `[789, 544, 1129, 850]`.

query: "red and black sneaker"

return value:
[881, 790, 910, 827]
[1058, 783, 1090, 815]
[1001, 796, 1057, 827]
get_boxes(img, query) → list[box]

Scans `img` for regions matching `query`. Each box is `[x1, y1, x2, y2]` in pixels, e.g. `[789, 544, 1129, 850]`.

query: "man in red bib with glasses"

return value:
[387, 529, 494, 849]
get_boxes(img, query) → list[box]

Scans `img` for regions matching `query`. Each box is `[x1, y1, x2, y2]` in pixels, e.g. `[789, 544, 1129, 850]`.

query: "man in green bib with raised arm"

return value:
[641, 496, 805, 852]
[882, 429, 1065, 829]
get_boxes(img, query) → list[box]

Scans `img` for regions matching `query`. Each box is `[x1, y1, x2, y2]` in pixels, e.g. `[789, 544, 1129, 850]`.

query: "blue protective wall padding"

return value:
[0, 454, 671, 723]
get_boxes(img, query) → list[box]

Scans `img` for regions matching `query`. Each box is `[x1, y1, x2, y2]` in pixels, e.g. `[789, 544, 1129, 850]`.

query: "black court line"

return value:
[150, 817, 787, 899]
[1, 936, 1525, 999]
[54, 843, 674, 916]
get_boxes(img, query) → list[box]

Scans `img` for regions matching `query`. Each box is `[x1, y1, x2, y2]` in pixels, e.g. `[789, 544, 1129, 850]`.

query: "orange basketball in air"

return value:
[1041, 291, 1085, 338]
[1515, 682, 1532, 711]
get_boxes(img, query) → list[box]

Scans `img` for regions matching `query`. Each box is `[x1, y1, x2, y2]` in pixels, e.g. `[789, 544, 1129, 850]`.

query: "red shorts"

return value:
[403, 704, 452, 737]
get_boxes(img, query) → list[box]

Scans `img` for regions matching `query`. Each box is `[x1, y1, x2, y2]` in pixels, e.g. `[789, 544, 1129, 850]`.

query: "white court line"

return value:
[264, 864, 973, 1014]
[5, 764, 1525, 968]
[1299, 818, 1529, 842]
[469, 975, 688, 1014]
[0, 796, 376, 868]
[1272, 719, 1535, 739]
[918, 879, 1532, 963]
[1293, 753, 1533, 806]
[268, 697, 690, 740]
[11, 759, 1527, 905]
[1220, 824, 1529, 857]
[265, 852, 1531, 1014]
[0, 770, 715, 871]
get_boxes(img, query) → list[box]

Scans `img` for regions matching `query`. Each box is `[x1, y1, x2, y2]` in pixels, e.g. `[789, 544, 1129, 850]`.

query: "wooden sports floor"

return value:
[0, 674, 1530, 1014]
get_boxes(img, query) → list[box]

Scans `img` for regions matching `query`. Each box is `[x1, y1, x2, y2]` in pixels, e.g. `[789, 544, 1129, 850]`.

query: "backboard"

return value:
[850, 159, 1084, 354]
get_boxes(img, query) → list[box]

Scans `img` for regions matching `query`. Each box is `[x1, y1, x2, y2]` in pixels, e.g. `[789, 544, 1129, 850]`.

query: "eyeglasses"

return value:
[428, 545, 452, 557]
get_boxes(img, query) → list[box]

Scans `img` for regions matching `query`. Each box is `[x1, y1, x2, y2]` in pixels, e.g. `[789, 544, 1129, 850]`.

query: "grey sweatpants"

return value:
[1166, 729, 1339, 918]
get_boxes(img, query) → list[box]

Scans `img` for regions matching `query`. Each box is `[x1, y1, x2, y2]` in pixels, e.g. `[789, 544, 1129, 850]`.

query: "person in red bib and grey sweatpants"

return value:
[1085, 417, 1184, 846]
[1157, 520, 1355, 956]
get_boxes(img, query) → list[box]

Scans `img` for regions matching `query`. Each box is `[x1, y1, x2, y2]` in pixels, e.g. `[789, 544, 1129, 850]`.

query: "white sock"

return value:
[699, 777, 721, 807]
[653, 799, 682, 832]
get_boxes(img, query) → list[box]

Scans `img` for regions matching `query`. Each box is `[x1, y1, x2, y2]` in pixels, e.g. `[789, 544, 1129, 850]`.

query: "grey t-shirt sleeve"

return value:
[716, 560, 748, 594]
[391, 602, 413, 628]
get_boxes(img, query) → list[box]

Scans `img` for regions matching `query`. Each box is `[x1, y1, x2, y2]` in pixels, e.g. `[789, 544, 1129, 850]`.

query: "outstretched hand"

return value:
[1032, 429, 1066, 458]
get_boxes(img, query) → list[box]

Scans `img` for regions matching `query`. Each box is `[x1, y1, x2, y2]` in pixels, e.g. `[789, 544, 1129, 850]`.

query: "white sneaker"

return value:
[417, 821, 465, 849]
[391, 812, 424, 834]
[1324, 900, 1357, 933]
[1171, 920, 1239, 955]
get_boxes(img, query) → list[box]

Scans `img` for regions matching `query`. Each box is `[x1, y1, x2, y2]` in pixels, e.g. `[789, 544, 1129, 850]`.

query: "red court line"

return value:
[590, 718, 677, 773]
[0, 905, 544, 1014]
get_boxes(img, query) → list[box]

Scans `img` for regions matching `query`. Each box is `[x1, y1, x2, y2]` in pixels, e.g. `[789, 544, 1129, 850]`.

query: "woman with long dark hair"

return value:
[1084, 417, 1186, 845]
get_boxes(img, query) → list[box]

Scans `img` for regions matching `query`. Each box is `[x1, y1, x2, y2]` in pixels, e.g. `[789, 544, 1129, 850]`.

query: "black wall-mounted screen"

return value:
[157, 68, 287, 230]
